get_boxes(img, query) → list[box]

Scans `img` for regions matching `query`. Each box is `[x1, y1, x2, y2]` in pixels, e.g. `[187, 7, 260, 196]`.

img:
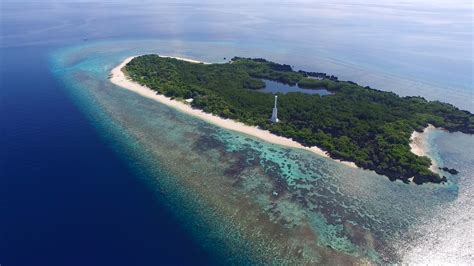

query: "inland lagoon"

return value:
[259, 79, 333, 96]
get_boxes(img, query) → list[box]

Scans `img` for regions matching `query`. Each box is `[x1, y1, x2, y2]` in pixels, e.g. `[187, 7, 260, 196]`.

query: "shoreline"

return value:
[110, 56, 358, 168]
[160, 55, 211, 64]
[409, 125, 438, 172]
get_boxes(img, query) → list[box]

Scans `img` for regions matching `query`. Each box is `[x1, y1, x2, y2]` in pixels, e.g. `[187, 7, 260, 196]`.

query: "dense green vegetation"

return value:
[125, 55, 473, 184]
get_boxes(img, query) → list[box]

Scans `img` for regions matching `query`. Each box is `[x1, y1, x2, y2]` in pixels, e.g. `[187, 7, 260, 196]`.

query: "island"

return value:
[116, 55, 473, 184]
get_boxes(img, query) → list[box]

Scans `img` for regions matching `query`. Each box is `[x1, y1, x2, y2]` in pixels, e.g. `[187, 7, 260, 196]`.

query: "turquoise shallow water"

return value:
[3, 1, 472, 263]
[50, 40, 474, 264]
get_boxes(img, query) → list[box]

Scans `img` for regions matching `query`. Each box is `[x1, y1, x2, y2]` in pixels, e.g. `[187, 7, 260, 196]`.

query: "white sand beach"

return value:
[110, 56, 358, 168]
[410, 125, 438, 172]
[160, 55, 211, 64]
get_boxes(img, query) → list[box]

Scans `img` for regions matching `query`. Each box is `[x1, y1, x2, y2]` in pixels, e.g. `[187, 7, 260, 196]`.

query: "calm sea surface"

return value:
[1, 1, 473, 265]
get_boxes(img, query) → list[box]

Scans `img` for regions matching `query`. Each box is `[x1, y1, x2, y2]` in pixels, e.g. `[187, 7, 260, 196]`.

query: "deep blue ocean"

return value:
[1, 43, 212, 266]
[1, 1, 473, 265]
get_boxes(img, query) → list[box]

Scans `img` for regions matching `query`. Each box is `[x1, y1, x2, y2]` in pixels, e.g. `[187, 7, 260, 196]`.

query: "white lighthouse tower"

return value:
[270, 95, 279, 123]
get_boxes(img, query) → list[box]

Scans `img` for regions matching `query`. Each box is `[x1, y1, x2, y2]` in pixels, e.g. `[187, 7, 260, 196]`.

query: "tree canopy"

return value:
[125, 55, 473, 184]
